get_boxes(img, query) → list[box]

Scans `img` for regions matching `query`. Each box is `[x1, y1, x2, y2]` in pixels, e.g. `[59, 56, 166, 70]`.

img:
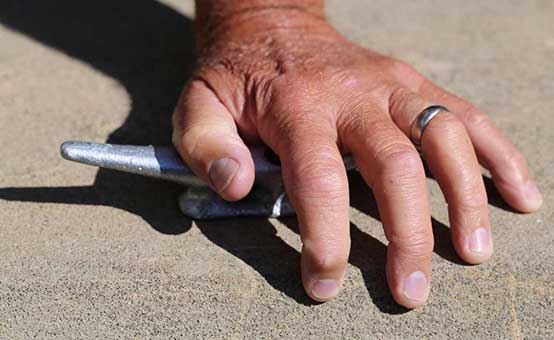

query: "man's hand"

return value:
[172, 1, 543, 308]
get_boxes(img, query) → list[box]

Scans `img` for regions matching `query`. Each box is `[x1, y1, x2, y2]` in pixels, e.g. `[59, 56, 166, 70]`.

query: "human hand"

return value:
[172, 6, 542, 308]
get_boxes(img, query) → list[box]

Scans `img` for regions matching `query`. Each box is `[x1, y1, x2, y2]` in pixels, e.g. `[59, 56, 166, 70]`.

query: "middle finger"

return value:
[340, 110, 433, 309]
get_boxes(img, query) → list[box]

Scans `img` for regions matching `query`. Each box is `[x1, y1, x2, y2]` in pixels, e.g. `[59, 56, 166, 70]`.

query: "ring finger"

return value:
[389, 87, 493, 264]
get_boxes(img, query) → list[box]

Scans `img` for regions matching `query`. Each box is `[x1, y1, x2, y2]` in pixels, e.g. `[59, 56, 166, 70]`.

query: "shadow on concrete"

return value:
[195, 218, 316, 305]
[482, 176, 518, 212]
[0, 0, 195, 234]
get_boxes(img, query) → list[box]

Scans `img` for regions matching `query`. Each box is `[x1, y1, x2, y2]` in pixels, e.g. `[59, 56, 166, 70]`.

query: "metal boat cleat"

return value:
[60, 141, 356, 219]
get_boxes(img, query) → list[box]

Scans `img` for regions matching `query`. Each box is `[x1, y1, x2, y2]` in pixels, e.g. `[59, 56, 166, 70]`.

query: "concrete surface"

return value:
[0, 1, 553, 339]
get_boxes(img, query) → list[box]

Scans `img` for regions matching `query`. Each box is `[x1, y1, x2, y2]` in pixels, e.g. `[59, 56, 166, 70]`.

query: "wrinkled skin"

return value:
[172, 13, 542, 308]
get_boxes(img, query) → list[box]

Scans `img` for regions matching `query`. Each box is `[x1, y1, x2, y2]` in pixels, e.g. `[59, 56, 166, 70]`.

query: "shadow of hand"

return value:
[0, 0, 195, 233]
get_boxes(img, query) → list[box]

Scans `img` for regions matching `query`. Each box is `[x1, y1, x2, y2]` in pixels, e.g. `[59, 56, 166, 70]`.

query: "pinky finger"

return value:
[418, 80, 543, 213]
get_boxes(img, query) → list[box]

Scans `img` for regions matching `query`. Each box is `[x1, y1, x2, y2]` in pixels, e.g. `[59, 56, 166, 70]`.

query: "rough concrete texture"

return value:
[0, 1, 553, 339]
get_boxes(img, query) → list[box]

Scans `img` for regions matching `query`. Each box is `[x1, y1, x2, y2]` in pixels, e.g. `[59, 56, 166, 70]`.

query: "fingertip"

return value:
[454, 227, 494, 265]
[400, 271, 430, 308]
[308, 278, 342, 302]
[300, 246, 348, 302]
[385, 245, 432, 309]
[388, 266, 430, 309]
[494, 178, 543, 213]
[461, 252, 493, 265]
[209, 152, 255, 202]
[521, 180, 544, 212]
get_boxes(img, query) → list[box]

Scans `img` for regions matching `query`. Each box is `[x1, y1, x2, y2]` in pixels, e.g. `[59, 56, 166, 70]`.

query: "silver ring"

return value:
[409, 105, 449, 146]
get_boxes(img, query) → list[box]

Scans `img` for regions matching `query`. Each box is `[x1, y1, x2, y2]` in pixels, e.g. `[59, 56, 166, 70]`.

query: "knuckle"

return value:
[456, 189, 488, 213]
[385, 58, 424, 88]
[388, 58, 417, 75]
[451, 189, 488, 228]
[294, 150, 340, 176]
[172, 97, 188, 132]
[377, 147, 425, 188]
[272, 76, 325, 104]
[503, 148, 527, 170]
[303, 241, 350, 273]
[340, 112, 386, 139]
[330, 70, 360, 87]
[177, 123, 239, 160]
[388, 86, 421, 116]
[462, 106, 490, 129]
[175, 126, 205, 159]
[287, 150, 347, 200]
[490, 147, 530, 185]
[372, 143, 425, 187]
[372, 144, 426, 197]
[285, 114, 328, 134]
[391, 229, 434, 258]
[268, 108, 336, 147]
[379, 143, 422, 174]
[185, 79, 207, 94]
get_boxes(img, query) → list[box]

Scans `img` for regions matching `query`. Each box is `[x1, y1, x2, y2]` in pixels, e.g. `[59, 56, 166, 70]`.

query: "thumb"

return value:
[172, 80, 255, 201]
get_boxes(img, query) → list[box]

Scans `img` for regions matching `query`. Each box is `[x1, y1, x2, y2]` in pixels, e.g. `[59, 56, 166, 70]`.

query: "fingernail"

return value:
[524, 181, 543, 204]
[402, 271, 429, 301]
[208, 158, 239, 193]
[469, 228, 490, 254]
[312, 279, 339, 300]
